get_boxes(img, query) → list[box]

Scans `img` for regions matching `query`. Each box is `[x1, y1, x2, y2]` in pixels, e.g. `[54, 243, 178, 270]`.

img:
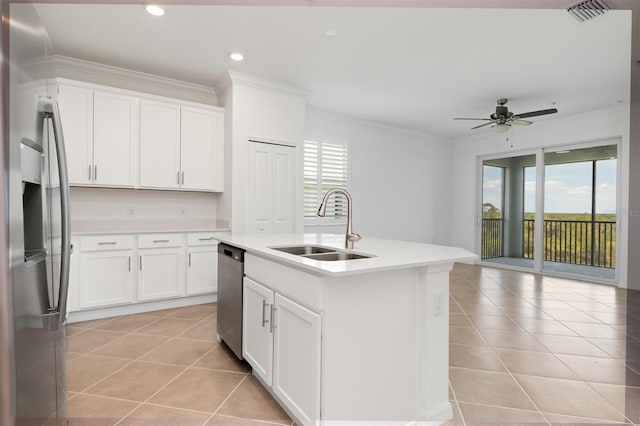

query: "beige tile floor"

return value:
[64, 264, 640, 425]
[448, 264, 640, 425]
[64, 303, 293, 426]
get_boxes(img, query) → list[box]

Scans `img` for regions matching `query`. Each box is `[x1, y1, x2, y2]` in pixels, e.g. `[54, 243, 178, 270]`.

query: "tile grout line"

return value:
[71, 308, 213, 400]
[111, 319, 226, 426]
[447, 381, 466, 426]
[203, 374, 249, 426]
[454, 289, 551, 426]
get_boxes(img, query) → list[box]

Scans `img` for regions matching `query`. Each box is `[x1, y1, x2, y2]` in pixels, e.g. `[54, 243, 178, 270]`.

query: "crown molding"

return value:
[216, 70, 307, 100]
[48, 55, 217, 104]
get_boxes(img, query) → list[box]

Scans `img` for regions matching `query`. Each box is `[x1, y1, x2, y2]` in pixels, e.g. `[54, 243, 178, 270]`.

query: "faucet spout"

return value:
[317, 188, 361, 249]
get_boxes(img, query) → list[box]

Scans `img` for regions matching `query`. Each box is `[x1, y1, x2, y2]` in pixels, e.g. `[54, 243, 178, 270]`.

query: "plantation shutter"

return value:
[304, 140, 348, 219]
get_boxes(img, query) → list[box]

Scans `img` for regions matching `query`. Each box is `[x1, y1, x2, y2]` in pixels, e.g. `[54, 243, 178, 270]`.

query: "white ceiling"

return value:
[33, 4, 632, 138]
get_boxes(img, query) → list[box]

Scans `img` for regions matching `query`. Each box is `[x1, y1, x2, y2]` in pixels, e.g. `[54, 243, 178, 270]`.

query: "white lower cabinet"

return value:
[80, 250, 135, 309]
[187, 246, 218, 295]
[70, 232, 226, 313]
[138, 248, 186, 301]
[243, 277, 321, 424]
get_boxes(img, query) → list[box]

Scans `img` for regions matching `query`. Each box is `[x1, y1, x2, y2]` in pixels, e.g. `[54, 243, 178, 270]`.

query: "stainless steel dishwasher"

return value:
[217, 243, 245, 360]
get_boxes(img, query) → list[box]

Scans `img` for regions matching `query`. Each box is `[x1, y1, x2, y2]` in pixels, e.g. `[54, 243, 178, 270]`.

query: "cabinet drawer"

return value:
[138, 233, 185, 249]
[80, 235, 135, 252]
[187, 232, 229, 246]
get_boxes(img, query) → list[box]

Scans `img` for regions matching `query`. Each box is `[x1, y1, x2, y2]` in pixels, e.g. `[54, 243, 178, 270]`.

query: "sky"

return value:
[483, 159, 617, 215]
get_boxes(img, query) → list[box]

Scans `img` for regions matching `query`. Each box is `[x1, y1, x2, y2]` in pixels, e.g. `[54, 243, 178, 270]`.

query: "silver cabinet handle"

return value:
[261, 300, 269, 327]
[177, 171, 180, 185]
[181, 171, 185, 185]
[39, 97, 70, 329]
[94, 165, 97, 181]
[128, 256, 131, 272]
[188, 252, 191, 267]
[139, 256, 142, 271]
[153, 239, 170, 243]
[199, 237, 214, 241]
[270, 306, 277, 333]
[98, 241, 117, 245]
[88, 165, 92, 180]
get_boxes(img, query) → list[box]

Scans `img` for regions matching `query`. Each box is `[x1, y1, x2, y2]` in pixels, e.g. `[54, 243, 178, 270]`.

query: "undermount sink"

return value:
[304, 252, 372, 261]
[271, 245, 336, 255]
[270, 245, 374, 261]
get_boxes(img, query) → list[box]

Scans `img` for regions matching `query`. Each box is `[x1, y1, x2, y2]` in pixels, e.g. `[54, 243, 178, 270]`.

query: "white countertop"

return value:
[71, 218, 230, 235]
[216, 233, 477, 277]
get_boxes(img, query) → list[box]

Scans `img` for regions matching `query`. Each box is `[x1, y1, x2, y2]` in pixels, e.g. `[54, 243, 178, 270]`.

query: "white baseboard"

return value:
[66, 293, 217, 323]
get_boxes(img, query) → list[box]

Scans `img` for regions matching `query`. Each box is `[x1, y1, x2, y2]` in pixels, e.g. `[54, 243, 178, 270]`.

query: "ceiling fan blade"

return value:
[510, 119, 532, 126]
[454, 118, 493, 121]
[492, 124, 511, 133]
[514, 108, 558, 119]
[471, 122, 494, 130]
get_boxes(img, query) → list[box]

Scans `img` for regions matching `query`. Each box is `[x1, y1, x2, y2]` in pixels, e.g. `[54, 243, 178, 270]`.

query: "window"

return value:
[304, 140, 348, 221]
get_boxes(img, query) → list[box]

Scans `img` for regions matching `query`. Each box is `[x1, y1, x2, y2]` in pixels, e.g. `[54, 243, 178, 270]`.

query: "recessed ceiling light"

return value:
[230, 52, 244, 61]
[325, 28, 339, 37]
[145, 5, 164, 16]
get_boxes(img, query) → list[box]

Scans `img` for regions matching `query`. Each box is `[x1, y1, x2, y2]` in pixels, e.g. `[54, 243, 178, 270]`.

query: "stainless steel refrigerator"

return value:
[4, 3, 71, 425]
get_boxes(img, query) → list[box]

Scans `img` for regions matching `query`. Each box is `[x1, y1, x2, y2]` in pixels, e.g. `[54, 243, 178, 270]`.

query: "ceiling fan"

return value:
[454, 99, 558, 133]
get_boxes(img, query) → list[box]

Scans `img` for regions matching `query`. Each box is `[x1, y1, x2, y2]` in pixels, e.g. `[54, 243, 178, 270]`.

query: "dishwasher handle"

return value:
[218, 243, 245, 262]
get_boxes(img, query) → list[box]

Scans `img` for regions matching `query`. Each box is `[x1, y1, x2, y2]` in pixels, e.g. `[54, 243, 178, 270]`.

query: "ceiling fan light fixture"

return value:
[492, 123, 511, 134]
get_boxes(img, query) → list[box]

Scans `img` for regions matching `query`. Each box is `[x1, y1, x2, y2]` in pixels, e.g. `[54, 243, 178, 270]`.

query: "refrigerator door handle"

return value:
[39, 97, 71, 329]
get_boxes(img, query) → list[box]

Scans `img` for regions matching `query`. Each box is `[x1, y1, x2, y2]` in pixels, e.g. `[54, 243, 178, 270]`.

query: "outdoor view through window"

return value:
[481, 144, 617, 280]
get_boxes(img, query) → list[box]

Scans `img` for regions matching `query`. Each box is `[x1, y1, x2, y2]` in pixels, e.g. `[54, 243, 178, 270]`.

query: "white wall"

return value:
[70, 187, 218, 220]
[450, 105, 631, 286]
[217, 72, 306, 234]
[305, 110, 453, 244]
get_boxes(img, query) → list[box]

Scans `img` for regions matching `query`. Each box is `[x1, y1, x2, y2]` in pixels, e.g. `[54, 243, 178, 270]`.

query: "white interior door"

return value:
[247, 141, 296, 234]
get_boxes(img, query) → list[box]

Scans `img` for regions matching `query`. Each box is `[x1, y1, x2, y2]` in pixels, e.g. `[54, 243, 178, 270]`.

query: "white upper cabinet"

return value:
[139, 100, 181, 189]
[57, 84, 93, 185]
[180, 107, 222, 191]
[93, 91, 137, 186]
[56, 79, 224, 193]
[57, 84, 137, 187]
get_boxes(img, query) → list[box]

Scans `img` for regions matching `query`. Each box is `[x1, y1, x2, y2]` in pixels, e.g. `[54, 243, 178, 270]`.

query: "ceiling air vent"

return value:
[567, 0, 610, 22]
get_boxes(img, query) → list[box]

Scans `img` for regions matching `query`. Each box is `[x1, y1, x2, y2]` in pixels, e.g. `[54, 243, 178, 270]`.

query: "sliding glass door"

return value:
[481, 153, 536, 270]
[479, 142, 618, 282]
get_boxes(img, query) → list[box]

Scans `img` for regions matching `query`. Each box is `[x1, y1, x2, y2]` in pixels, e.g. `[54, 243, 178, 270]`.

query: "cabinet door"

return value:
[247, 142, 296, 234]
[80, 250, 134, 309]
[93, 91, 137, 187]
[138, 248, 186, 301]
[57, 85, 93, 185]
[186, 245, 218, 295]
[243, 277, 274, 386]
[139, 100, 180, 189]
[180, 107, 218, 191]
[273, 294, 321, 424]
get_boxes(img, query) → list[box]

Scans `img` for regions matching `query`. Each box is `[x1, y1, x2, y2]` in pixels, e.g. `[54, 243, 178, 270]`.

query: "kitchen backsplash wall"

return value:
[69, 187, 218, 220]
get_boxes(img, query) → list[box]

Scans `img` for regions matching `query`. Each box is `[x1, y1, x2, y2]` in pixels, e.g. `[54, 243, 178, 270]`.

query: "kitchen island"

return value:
[216, 234, 476, 425]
